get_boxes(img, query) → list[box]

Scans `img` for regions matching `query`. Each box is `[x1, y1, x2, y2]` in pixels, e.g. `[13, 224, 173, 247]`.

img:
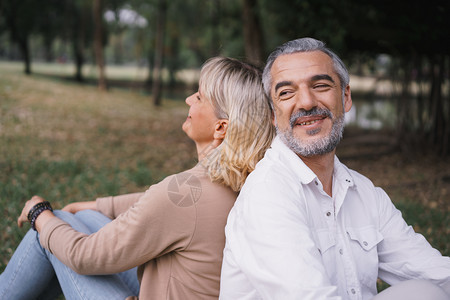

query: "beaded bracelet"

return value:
[28, 201, 53, 231]
[27, 201, 52, 222]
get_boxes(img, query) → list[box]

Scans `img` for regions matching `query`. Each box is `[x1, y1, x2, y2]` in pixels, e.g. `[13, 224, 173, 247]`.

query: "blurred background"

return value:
[1, 0, 449, 153]
[0, 0, 449, 289]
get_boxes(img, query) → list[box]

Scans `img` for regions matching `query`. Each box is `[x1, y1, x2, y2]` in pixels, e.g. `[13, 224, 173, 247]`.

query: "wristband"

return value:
[27, 201, 51, 222]
[28, 201, 53, 231]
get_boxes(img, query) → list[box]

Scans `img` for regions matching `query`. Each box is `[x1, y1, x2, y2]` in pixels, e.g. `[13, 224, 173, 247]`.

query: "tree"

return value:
[344, 0, 450, 155]
[151, 0, 167, 106]
[0, 0, 42, 74]
[241, 0, 264, 66]
[93, 0, 107, 90]
[67, 0, 93, 82]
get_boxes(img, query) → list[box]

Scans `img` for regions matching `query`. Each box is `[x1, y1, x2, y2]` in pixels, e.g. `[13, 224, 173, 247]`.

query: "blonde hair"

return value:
[198, 57, 275, 192]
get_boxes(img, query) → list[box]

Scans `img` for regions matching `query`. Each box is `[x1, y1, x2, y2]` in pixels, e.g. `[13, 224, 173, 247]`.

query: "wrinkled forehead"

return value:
[270, 52, 337, 86]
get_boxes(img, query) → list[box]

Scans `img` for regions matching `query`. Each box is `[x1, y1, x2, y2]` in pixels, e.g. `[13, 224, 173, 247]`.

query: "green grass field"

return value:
[0, 61, 197, 272]
[0, 62, 448, 294]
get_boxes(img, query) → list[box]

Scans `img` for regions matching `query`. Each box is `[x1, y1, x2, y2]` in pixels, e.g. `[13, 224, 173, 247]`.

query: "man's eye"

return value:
[314, 84, 330, 89]
[278, 90, 292, 99]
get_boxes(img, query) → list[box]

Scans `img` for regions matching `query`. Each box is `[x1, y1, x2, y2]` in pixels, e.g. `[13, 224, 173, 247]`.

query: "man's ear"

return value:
[344, 85, 352, 113]
[213, 119, 229, 140]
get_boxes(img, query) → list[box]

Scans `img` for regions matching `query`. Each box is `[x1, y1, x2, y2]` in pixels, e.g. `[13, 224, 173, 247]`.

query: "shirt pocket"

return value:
[316, 230, 335, 255]
[347, 226, 384, 288]
[315, 230, 337, 270]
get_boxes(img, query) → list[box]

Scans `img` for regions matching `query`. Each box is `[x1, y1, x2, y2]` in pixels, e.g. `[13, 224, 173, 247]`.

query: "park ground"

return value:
[0, 62, 449, 287]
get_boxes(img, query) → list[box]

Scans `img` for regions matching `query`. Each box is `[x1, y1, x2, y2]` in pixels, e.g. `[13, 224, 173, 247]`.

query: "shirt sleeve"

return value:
[375, 187, 450, 286]
[40, 181, 195, 275]
[221, 181, 341, 300]
[96, 192, 145, 219]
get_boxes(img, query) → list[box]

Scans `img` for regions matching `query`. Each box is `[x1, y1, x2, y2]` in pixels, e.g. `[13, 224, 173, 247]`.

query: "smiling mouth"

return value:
[298, 118, 323, 126]
[289, 108, 333, 128]
[295, 116, 327, 126]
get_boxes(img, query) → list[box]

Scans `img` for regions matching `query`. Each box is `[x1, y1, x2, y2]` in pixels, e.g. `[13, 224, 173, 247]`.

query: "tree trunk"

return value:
[18, 37, 31, 75]
[429, 55, 444, 148]
[443, 56, 450, 155]
[93, 0, 107, 91]
[210, 0, 221, 56]
[167, 34, 180, 87]
[152, 0, 167, 106]
[70, 2, 86, 82]
[396, 58, 413, 150]
[415, 55, 425, 136]
[2, 0, 32, 74]
[73, 37, 84, 82]
[146, 49, 154, 86]
[242, 0, 264, 66]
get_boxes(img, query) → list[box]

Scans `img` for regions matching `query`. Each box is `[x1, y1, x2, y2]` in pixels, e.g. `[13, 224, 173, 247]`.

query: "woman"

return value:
[0, 57, 275, 300]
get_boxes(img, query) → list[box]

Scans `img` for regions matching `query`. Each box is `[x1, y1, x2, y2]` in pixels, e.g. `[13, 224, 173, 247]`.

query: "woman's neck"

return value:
[196, 141, 220, 161]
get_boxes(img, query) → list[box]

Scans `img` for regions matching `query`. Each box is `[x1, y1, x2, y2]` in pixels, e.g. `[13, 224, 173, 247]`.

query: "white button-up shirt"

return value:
[220, 137, 450, 300]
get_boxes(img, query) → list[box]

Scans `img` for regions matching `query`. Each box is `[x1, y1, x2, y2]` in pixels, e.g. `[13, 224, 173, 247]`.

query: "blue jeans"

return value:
[0, 210, 140, 300]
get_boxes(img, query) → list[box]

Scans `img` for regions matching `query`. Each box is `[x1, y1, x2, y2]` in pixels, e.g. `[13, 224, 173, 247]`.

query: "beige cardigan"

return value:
[40, 164, 237, 299]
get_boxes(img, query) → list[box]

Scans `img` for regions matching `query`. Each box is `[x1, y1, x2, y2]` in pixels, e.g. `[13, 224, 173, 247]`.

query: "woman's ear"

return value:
[213, 119, 228, 141]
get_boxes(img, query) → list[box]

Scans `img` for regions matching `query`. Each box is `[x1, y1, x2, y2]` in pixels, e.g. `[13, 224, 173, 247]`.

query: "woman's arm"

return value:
[17, 180, 196, 275]
[95, 193, 144, 219]
[17, 195, 56, 232]
[62, 201, 97, 214]
[60, 193, 145, 219]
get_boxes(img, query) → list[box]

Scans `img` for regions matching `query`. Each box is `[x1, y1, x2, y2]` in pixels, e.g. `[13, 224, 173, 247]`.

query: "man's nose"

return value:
[295, 88, 317, 111]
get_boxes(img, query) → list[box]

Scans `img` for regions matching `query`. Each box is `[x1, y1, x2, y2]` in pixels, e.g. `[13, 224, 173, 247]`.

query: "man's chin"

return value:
[279, 132, 336, 157]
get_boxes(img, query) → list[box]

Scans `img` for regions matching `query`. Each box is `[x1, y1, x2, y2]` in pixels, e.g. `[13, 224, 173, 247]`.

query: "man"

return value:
[219, 38, 450, 300]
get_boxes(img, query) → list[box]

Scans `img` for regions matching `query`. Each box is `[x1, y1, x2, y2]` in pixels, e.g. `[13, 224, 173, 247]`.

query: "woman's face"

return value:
[182, 91, 219, 149]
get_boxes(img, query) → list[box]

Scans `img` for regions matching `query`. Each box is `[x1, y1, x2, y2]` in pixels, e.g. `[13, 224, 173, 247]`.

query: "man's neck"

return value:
[300, 151, 336, 197]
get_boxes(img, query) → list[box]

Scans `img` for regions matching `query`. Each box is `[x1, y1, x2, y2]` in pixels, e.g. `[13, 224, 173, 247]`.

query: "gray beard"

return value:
[276, 107, 345, 157]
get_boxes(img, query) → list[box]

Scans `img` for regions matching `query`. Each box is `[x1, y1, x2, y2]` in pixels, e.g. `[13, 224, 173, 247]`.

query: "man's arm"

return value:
[221, 183, 341, 300]
[375, 187, 450, 286]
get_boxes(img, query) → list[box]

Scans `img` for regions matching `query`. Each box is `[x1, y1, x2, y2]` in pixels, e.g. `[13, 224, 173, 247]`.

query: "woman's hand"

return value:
[17, 195, 53, 230]
[62, 201, 97, 214]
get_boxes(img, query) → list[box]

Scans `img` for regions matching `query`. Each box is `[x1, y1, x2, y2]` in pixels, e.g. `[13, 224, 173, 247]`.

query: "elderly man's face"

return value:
[270, 51, 352, 157]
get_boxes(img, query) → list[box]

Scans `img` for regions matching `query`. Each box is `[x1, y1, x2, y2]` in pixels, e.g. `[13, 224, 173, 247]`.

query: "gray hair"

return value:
[262, 37, 349, 99]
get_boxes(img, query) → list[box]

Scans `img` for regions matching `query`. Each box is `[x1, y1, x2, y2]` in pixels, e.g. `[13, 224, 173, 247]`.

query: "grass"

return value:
[0, 61, 197, 272]
[0, 61, 149, 81]
[0, 61, 448, 294]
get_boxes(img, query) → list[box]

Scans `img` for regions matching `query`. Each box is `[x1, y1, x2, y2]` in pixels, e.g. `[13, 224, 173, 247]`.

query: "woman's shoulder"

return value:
[145, 164, 235, 208]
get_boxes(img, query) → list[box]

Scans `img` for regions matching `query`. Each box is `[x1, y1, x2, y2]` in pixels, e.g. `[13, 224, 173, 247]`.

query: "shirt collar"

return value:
[333, 156, 355, 189]
[270, 136, 317, 185]
[271, 136, 356, 189]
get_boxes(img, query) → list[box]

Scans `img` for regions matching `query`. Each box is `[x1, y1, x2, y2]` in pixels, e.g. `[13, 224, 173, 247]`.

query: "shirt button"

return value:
[351, 288, 356, 294]
[326, 211, 331, 217]
[339, 249, 343, 255]
[363, 241, 368, 246]
[315, 181, 318, 186]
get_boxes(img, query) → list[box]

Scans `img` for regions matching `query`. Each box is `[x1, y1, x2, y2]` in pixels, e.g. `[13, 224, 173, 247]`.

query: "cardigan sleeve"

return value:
[96, 192, 145, 219]
[39, 178, 196, 275]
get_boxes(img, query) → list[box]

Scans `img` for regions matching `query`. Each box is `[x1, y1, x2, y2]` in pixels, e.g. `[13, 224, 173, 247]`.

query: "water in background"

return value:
[345, 98, 396, 129]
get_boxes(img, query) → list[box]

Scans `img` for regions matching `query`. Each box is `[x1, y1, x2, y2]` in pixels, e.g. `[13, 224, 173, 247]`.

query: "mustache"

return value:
[289, 107, 333, 128]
